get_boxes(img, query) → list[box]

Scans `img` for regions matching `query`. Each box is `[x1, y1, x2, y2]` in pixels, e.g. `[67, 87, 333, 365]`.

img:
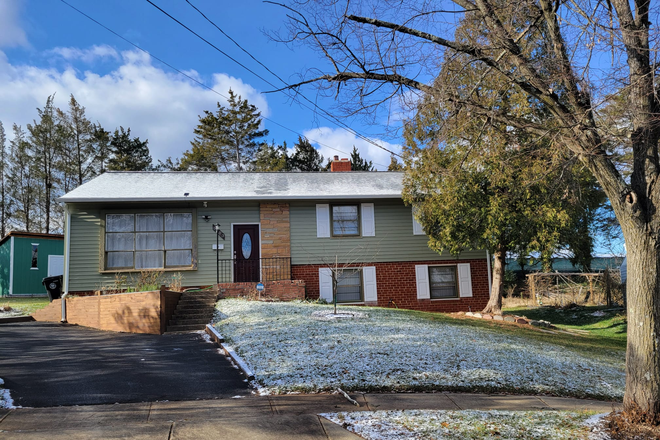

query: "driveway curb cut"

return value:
[205, 324, 255, 381]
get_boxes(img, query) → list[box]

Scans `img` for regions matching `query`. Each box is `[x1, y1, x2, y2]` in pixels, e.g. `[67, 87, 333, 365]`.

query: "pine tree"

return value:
[182, 90, 268, 171]
[107, 127, 152, 171]
[349, 146, 374, 171]
[57, 95, 97, 190]
[289, 136, 324, 171]
[92, 125, 112, 174]
[0, 121, 9, 236]
[253, 142, 288, 171]
[28, 95, 64, 233]
[8, 125, 37, 232]
[387, 155, 404, 171]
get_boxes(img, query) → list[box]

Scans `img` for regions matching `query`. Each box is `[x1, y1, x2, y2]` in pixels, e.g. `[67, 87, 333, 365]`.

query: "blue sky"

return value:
[0, 0, 402, 169]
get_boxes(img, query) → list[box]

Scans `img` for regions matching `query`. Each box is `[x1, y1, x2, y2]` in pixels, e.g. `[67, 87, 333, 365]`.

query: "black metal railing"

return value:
[216, 257, 291, 284]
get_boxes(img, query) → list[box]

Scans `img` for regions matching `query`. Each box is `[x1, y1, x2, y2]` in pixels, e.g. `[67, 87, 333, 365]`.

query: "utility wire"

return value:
[57, 0, 385, 166]
[147, 0, 402, 160]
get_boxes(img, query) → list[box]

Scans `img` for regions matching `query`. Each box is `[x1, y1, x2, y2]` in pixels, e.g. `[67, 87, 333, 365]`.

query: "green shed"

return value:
[0, 232, 64, 297]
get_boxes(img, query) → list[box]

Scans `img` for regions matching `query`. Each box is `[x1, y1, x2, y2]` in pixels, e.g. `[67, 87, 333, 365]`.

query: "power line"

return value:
[146, 0, 401, 161]
[57, 0, 386, 166]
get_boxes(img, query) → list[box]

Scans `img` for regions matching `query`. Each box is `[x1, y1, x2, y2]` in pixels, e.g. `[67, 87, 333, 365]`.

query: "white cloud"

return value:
[0, 48, 269, 161]
[302, 127, 402, 170]
[49, 45, 120, 63]
[0, 0, 27, 48]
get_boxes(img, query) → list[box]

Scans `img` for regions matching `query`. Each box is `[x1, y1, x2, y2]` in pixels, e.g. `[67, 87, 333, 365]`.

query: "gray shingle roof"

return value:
[59, 171, 404, 203]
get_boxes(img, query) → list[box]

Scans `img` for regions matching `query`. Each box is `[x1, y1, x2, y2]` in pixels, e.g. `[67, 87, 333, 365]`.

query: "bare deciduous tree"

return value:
[274, 0, 660, 420]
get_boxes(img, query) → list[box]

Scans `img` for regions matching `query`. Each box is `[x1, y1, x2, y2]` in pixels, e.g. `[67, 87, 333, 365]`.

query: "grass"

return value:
[0, 297, 50, 315]
[215, 299, 624, 399]
[503, 305, 627, 351]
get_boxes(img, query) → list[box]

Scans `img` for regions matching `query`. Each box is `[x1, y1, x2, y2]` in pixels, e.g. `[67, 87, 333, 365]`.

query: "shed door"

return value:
[233, 225, 260, 282]
[48, 255, 65, 277]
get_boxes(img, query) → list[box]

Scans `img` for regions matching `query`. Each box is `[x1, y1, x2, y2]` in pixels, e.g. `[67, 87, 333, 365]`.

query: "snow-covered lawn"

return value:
[321, 410, 607, 440]
[213, 299, 625, 399]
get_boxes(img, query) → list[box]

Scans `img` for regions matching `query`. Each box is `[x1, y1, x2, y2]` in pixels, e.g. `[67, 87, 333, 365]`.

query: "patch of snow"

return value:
[584, 413, 612, 440]
[591, 311, 607, 317]
[311, 310, 368, 321]
[213, 300, 625, 399]
[0, 385, 19, 409]
[321, 410, 602, 440]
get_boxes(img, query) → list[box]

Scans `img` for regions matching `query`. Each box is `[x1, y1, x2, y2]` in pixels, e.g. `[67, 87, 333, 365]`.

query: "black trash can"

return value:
[42, 275, 63, 302]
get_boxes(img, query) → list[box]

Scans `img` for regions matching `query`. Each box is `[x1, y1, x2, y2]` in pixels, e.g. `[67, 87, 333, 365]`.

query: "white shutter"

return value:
[363, 266, 377, 302]
[319, 267, 333, 301]
[415, 265, 430, 299]
[412, 214, 425, 235]
[48, 255, 65, 276]
[457, 263, 473, 297]
[361, 203, 375, 237]
[316, 204, 330, 238]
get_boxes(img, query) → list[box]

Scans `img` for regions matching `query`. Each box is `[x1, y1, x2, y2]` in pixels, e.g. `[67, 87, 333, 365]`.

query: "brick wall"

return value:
[260, 203, 291, 281]
[32, 289, 182, 334]
[291, 259, 490, 313]
[217, 280, 305, 301]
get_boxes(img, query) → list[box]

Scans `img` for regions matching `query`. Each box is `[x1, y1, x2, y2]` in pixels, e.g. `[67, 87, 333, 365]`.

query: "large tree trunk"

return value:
[482, 248, 505, 315]
[623, 227, 660, 420]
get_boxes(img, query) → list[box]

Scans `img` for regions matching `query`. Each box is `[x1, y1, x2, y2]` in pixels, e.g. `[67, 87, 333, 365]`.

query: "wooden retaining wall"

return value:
[32, 287, 182, 335]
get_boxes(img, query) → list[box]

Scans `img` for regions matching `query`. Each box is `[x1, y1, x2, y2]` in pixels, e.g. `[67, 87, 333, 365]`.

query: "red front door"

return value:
[233, 224, 260, 282]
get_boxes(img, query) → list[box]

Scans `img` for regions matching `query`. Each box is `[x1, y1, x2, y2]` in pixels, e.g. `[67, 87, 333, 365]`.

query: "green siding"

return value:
[289, 199, 486, 264]
[0, 239, 10, 296]
[11, 237, 63, 295]
[67, 202, 260, 292]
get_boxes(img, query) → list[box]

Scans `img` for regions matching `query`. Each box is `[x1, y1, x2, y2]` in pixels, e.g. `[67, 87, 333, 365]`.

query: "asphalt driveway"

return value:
[0, 322, 249, 407]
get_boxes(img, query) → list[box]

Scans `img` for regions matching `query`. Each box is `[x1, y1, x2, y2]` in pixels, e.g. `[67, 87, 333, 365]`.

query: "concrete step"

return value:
[166, 323, 207, 332]
[175, 304, 215, 310]
[172, 311, 214, 319]
[169, 318, 210, 326]
[176, 299, 216, 306]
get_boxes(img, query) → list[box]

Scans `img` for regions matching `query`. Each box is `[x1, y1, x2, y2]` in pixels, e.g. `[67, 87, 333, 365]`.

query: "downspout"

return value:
[486, 250, 492, 296]
[61, 207, 72, 323]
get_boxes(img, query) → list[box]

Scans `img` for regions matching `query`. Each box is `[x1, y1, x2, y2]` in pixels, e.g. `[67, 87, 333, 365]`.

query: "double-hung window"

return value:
[336, 269, 363, 302]
[331, 205, 360, 236]
[429, 266, 458, 299]
[105, 212, 194, 270]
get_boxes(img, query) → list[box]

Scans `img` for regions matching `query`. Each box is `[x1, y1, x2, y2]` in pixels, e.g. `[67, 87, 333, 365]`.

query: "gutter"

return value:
[58, 194, 403, 203]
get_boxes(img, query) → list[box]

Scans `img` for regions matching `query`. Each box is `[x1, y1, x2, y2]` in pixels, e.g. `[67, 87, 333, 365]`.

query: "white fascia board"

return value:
[60, 194, 403, 203]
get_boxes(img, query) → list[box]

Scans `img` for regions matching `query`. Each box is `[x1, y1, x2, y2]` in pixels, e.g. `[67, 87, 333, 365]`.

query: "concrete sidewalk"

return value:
[0, 393, 620, 439]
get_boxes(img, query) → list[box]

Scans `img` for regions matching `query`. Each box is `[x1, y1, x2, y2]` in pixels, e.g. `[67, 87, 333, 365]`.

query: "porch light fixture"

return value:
[202, 215, 211, 222]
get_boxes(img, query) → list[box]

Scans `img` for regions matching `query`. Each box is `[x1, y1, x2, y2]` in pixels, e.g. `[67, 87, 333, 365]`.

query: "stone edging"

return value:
[205, 324, 255, 381]
[463, 312, 555, 329]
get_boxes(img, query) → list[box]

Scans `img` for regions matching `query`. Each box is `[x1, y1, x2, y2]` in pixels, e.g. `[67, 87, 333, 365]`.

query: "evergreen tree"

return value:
[387, 155, 404, 171]
[181, 90, 268, 171]
[57, 95, 97, 190]
[154, 157, 184, 171]
[253, 142, 288, 171]
[289, 136, 324, 171]
[28, 95, 64, 233]
[107, 127, 152, 171]
[0, 121, 8, 236]
[92, 125, 112, 174]
[8, 125, 37, 232]
[349, 146, 374, 171]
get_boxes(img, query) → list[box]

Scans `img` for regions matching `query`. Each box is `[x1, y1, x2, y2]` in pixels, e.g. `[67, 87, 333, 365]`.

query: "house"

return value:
[58, 158, 492, 312]
[0, 231, 64, 297]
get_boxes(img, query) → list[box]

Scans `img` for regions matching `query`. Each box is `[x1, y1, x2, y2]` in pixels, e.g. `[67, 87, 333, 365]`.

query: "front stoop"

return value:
[165, 291, 217, 334]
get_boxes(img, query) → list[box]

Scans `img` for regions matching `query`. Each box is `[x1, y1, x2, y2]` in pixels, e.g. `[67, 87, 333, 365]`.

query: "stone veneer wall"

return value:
[260, 203, 291, 281]
[291, 259, 489, 313]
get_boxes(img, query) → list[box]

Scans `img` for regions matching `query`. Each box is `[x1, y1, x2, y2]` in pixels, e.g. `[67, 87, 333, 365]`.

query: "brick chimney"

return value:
[330, 155, 351, 172]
